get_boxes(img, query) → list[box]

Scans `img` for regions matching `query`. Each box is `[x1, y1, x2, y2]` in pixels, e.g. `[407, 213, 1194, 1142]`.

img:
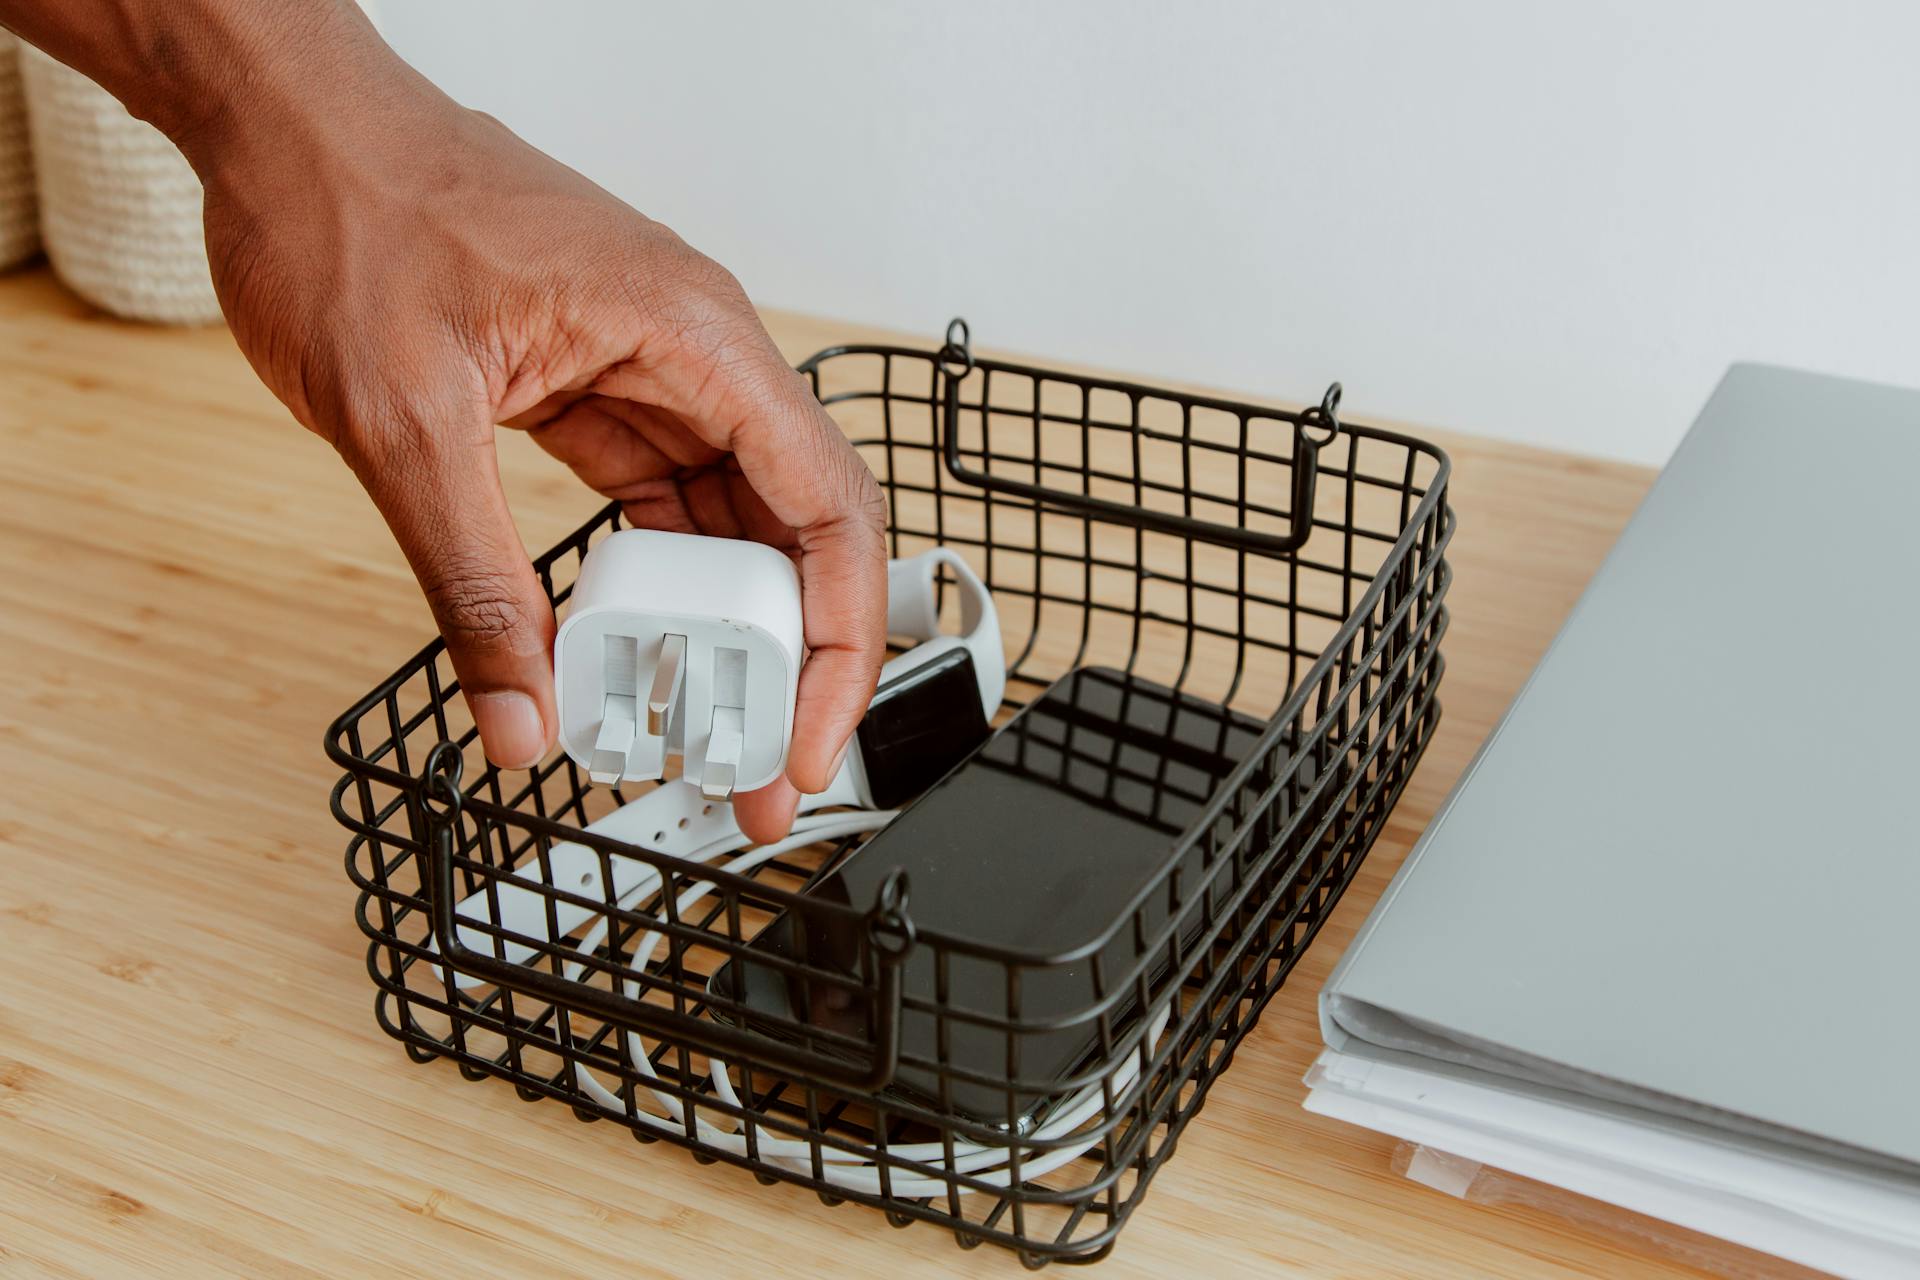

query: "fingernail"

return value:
[472, 691, 547, 769]
[827, 740, 852, 782]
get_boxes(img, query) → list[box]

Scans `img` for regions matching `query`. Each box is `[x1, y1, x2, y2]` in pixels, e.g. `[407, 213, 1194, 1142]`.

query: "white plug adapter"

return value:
[554, 529, 803, 799]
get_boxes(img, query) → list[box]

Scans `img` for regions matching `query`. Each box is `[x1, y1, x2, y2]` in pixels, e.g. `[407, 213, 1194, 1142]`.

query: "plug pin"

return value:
[701, 760, 736, 801]
[589, 693, 637, 785]
[703, 706, 745, 800]
[647, 633, 687, 736]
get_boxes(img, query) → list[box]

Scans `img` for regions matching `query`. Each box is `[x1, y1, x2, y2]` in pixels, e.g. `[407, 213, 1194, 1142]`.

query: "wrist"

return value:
[151, 6, 429, 180]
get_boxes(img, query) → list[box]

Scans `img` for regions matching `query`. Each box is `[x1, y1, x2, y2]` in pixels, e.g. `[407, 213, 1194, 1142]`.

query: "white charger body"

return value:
[553, 528, 804, 798]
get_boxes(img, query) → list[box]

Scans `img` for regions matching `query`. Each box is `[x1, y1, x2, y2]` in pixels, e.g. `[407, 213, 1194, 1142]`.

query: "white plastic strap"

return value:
[884, 547, 1005, 715]
[436, 775, 857, 989]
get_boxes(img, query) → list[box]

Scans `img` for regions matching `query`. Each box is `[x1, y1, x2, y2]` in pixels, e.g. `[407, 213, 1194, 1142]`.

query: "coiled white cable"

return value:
[546, 811, 1169, 1198]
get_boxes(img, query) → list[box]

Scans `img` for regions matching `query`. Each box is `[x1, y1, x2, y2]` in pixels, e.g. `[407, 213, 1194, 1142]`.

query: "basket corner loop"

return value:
[419, 739, 466, 822]
[865, 866, 917, 964]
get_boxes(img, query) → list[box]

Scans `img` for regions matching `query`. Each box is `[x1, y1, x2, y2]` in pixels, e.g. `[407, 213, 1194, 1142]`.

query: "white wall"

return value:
[380, 1, 1920, 466]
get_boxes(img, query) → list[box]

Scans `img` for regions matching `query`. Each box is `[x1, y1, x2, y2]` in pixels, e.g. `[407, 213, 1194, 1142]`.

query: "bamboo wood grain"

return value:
[0, 266, 1773, 1277]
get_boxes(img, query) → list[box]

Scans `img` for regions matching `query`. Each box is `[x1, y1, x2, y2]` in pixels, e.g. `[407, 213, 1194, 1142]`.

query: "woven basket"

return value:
[18, 41, 221, 324]
[0, 32, 38, 270]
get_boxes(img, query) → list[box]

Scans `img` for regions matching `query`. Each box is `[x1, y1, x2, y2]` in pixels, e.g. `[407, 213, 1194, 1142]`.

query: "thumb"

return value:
[353, 425, 557, 770]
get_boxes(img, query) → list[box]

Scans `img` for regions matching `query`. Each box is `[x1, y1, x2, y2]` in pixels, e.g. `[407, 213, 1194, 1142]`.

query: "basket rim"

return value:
[325, 339, 1455, 969]
[797, 340, 1455, 466]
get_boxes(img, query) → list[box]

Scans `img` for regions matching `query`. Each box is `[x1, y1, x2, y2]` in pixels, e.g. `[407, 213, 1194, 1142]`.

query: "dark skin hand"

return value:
[1, 2, 888, 841]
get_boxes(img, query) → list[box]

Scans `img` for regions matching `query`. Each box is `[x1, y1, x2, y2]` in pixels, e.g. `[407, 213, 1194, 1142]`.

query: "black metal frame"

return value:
[327, 322, 1454, 1267]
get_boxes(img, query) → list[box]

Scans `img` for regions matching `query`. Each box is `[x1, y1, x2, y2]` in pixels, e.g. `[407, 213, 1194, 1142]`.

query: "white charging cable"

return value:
[449, 543, 1163, 1193]
[547, 809, 1169, 1198]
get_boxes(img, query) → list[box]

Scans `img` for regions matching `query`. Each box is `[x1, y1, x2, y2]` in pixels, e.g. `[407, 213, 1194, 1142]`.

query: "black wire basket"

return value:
[328, 321, 1453, 1267]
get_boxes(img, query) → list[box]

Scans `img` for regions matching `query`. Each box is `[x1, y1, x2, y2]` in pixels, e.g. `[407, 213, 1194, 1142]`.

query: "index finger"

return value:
[734, 367, 888, 793]
[618, 318, 889, 796]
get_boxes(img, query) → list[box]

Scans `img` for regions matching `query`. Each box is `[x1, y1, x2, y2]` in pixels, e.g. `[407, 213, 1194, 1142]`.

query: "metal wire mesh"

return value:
[328, 330, 1453, 1267]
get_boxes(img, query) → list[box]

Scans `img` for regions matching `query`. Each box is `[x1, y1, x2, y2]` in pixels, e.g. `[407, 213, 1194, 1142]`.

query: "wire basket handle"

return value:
[1300, 381, 1342, 446]
[935, 318, 1339, 556]
[415, 743, 913, 1092]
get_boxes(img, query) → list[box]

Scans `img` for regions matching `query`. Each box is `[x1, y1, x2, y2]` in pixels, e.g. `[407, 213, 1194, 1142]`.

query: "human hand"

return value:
[165, 16, 886, 841]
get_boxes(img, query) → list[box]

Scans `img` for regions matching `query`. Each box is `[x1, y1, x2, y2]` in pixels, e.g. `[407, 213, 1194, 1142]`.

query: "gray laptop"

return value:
[1319, 363, 1920, 1176]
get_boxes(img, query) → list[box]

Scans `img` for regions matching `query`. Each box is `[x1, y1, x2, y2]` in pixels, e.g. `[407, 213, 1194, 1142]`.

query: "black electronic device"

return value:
[854, 644, 990, 809]
[709, 664, 1274, 1127]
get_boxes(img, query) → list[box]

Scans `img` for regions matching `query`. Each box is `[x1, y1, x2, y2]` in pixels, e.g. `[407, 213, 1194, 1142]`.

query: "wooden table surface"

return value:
[0, 263, 1730, 1278]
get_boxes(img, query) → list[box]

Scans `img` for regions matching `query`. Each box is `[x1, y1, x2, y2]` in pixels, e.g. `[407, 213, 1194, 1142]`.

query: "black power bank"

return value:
[707, 665, 1271, 1128]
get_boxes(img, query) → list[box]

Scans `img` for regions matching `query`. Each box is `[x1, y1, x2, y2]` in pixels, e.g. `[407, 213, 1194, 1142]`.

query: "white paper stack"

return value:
[1308, 365, 1920, 1279]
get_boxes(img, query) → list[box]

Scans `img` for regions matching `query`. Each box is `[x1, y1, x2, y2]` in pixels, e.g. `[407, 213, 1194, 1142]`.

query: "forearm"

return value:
[0, 1, 427, 167]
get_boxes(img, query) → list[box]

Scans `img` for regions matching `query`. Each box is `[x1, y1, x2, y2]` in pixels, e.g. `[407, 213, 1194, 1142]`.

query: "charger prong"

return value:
[647, 633, 687, 737]
[590, 693, 637, 785]
[702, 705, 745, 800]
[700, 761, 736, 801]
